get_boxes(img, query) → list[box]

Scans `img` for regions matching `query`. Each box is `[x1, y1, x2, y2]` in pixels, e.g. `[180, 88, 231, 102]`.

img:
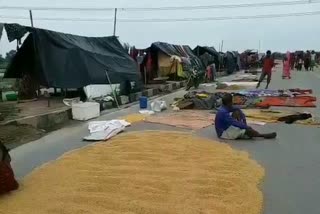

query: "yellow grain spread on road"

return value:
[0, 131, 264, 214]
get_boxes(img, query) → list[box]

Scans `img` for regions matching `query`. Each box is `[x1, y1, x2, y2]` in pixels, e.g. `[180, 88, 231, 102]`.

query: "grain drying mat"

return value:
[0, 131, 264, 214]
[145, 110, 214, 130]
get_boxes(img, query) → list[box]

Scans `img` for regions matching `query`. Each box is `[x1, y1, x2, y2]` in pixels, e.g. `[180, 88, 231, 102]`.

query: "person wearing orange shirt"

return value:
[256, 50, 275, 89]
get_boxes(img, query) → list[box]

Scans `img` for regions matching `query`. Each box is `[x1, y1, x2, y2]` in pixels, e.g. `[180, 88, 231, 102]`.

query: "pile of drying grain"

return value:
[0, 131, 264, 214]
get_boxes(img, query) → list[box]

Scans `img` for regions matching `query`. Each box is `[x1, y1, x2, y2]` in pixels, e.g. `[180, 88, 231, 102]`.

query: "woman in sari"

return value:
[282, 51, 291, 79]
[0, 142, 19, 195]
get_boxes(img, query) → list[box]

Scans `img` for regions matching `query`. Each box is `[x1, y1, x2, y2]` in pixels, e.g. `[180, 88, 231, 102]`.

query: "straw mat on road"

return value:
[145, 110, 213, 129]
[0, 131, 264, 214]
[119, 113, 147, 123]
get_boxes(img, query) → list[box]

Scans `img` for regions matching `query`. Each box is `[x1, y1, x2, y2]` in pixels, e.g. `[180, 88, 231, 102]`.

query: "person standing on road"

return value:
[310, 50, 316, 71]
[304, 51, 311, 71]
[290, 52, 295, 70]
[297, 56, 303, 71]
[256, 50, 274, 89]
[282, 56, 291, 79]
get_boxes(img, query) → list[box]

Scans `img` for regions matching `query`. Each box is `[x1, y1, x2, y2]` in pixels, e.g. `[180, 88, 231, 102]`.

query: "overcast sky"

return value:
[1, 0, 320, 55]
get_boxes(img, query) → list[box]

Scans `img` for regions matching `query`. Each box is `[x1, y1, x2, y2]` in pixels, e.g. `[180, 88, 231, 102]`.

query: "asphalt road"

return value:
[9, 68, 320, 214]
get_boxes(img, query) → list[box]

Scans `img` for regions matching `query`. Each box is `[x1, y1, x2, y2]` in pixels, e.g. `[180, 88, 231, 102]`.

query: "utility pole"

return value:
[258, 40, 261, 53]
[29, 10, 34, 27]
[113, 8, 118, 36]
[221, 40, 224, 52]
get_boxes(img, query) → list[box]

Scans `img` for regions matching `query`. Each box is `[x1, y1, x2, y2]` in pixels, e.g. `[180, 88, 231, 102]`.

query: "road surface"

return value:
[9, 68, 320, 214]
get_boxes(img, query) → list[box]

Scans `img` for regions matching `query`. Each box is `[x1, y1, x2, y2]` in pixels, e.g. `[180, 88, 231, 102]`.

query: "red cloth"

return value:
[206, 66, 213, 81]
[0, 162, 19, 195]
[263, 58, 274, 74]
[256, 96, 316, 108]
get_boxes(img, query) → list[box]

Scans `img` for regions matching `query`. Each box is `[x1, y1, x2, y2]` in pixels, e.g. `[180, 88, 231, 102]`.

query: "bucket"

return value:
[5, 93, 18, 101]
[139, 96, 148, 109]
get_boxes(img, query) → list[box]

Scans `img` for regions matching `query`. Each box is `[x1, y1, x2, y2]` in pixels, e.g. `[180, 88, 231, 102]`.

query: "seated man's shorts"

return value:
[221, 126, 248, 140]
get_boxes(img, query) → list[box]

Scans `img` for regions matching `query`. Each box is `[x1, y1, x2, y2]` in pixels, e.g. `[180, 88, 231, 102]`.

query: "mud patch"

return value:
[0, 124, 45, 149]
[0, 103, 20, 122]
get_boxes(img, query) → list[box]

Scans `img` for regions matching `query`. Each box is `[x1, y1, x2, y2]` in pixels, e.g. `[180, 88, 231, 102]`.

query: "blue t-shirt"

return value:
[214, 106, 248, 138]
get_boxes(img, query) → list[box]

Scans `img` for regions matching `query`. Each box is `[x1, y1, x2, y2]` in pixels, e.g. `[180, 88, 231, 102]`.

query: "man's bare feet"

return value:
[263, 132, 277, 139]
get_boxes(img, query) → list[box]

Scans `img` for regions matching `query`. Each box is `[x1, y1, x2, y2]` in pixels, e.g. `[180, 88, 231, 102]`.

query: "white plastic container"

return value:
[72, 102, 100, 121]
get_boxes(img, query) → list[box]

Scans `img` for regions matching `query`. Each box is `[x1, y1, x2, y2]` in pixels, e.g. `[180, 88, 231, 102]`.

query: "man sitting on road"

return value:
[215, 94, 277, 140]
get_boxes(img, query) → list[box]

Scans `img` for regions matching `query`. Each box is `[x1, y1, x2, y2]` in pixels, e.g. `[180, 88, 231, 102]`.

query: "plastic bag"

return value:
[151, 100, 167, 112]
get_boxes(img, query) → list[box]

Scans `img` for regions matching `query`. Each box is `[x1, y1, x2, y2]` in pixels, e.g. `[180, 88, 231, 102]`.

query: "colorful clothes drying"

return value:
[239, 89, 313, 97]
[256, 96, 316, 108]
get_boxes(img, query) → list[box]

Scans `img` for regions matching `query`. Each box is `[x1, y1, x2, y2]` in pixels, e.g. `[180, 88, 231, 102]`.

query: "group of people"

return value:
[215, 50, 280, 140]
[294, 51, 317, 72]
[214, 49, 319, 140]
[255, 50, 318, 90]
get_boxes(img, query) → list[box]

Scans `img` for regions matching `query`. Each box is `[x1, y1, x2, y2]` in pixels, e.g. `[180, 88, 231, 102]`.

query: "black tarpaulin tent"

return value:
[193, 46, 219, 57]
[3, 23, 140, 88]
[150, 42, 203, 71]
[193, 46, 221, 68]
[225, 51, 237, 74]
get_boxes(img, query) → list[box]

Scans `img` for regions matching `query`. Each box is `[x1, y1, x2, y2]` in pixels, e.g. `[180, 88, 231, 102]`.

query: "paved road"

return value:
[9, 69, 320, 214]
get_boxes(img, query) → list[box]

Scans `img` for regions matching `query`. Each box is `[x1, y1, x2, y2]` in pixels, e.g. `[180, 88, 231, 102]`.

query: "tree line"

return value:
[0, 50, 17, 69]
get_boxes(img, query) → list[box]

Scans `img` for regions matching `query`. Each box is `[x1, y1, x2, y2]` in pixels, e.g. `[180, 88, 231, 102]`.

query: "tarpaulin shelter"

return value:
[0, 24, 3, 41]
[193, 46, 221, 67]
[2, 23, 140, 89]
[240, 49, 259, 70]
[224, 51, 237, 75]
[147, 42, 203, 79]
[232, 51, 241, 71]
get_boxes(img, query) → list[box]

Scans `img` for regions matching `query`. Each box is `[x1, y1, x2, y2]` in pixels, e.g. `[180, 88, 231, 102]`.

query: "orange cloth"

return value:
[256, 96, 316, 108]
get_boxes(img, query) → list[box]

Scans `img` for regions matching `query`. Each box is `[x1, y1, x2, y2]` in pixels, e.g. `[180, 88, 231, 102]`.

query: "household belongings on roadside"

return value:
[144, 42, 204, 80]
[173, 89, 317, 110]
[63, 97, 81, 107]
[0, 141, 19, 195]
[244, 69, 261, 75]
[72, 102, 100, 121]
[172, 91, 263, 110]
[237, 89, 316, 108]
[239, 109, 319, 125]
[240, 49, 259, 69]
[2, 23, 141, 90]
[231, 74, 259, 82]
[83, 120, 130, 141]
[215, 82, 247, 90]
[145, 110, 213, 130]
[238, 89, 313, 97]
[151, 100, 167, 112]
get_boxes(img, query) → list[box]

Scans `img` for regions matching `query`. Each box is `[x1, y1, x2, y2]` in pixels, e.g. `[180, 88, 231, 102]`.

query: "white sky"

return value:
[1, 0, 320, 55]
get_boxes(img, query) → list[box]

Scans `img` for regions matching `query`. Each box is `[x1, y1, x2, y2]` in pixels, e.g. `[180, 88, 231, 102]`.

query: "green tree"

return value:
[5, 50, 17, 61]
[0, 54, 6, 69]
